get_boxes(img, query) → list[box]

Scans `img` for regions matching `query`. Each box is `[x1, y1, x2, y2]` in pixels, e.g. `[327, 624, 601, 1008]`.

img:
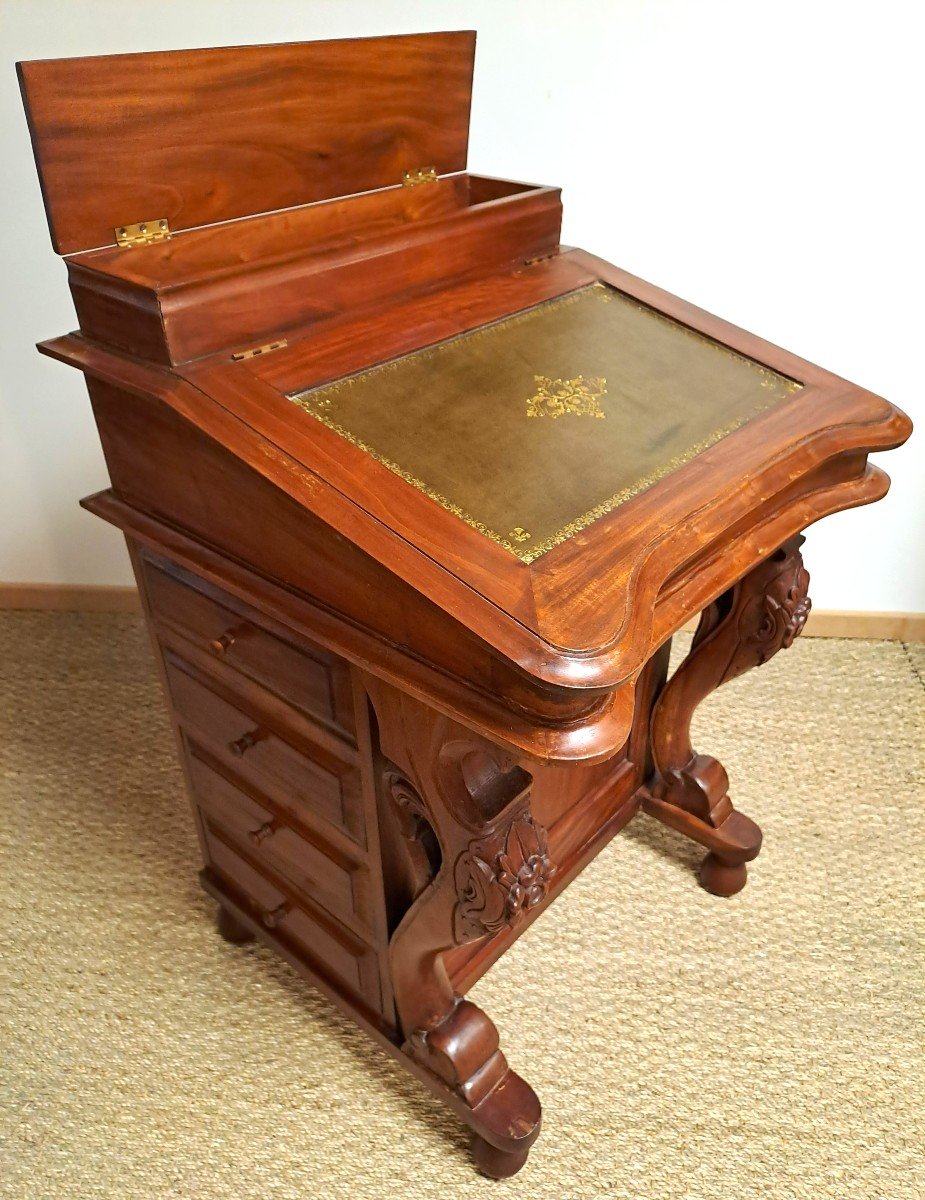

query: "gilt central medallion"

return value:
[526, 375, 608, 420]
[287, 284, 801, 563]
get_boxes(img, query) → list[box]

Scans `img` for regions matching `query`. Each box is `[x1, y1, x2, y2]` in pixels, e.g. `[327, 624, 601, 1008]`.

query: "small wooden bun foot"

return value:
[470, 1131, 530, 1179]
[216, 905, 255, 944]
[699, 853, 748, 897]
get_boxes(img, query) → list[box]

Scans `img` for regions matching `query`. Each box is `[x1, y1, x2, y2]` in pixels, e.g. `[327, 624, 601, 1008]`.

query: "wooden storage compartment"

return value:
[162, 651, 366, 845]
[67, 173, 562, 364]
[203, 828, 382, 1012]
[20, 33, 559, 366]
[187, 746, 368, 931]
[141, 555, 356, 739]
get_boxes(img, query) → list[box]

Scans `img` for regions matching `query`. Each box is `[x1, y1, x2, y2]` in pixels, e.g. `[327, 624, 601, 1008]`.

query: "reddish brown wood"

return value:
[76, 386, 627, 764]
[17, 33, 476, 254]
[470, 1131, 532, 1180]
[38, 272, 908, 698]
[140, 555, 357, 737]
[65, 176, 561, 364]
[189, 750, 365, 930]
[644, 536, 812, 894]
[19, 32, 912, 1178]
[363, 677, 542, 1165]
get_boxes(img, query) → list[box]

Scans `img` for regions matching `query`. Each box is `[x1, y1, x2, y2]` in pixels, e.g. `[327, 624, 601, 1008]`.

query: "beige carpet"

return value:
[1, 611, 922, 1200]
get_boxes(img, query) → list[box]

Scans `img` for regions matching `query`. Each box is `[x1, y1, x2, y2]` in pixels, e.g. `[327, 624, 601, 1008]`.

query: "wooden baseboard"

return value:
[0, 583, 141, 612]
[0, 583, 922, 641]
[679, 609, 924, 642]
[803, 610, 924, 641]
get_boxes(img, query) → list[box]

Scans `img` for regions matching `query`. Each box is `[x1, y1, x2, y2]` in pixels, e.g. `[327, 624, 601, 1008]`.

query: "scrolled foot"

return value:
[470, 1131, 531, 1179]
[645, 536, 810, 894]
[216, 905, 255, 944]
[641, 790, 761, 895]
[699, 853, 748, 897]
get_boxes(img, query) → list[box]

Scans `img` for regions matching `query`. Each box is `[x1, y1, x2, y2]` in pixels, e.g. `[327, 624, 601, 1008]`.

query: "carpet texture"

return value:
[1, 611, 922, 1200]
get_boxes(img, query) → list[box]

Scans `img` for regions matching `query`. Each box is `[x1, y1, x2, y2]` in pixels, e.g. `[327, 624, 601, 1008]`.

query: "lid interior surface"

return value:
[18, 32, 476, 255]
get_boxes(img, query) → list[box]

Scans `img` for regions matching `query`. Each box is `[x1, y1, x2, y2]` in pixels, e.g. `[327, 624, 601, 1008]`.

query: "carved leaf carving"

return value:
[750, 579, 812, 654]
[721, 548, 811, 685]
[453, 815, 554, 943]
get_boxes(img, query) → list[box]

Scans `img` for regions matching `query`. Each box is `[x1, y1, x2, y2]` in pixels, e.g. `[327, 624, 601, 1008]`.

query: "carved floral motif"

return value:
[748, 580, 812, 655]
[724, 547, 812, 682]
[453, 816, 555, 943]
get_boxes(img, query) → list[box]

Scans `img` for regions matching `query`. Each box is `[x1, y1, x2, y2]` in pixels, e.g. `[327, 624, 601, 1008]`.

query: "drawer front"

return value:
[204, 829, 382, 1012]
[188, 748, 367, 929]
[142, 557, 355, 738]
[165, 653, 365, 844]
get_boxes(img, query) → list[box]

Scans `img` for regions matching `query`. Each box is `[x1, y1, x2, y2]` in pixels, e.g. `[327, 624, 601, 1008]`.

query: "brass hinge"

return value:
[402, 165, 438, 188]
[115, 218, 171, 249]
[230, 338, 288, 362]
[523, 249, 559, 266]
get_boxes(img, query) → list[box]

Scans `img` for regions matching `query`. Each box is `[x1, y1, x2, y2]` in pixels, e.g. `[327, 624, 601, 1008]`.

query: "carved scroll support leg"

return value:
[643, 535, 811, 896]
[366, 678, 547, 1177]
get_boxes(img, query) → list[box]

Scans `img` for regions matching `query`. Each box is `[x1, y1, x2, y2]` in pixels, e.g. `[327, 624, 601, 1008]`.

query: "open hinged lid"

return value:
[17, 32, 475, 255]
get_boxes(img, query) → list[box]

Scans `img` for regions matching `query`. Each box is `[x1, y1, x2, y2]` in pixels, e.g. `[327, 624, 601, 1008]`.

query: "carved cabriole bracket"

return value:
[364, 675, 545, 1175]
[644, 534, 811, 895]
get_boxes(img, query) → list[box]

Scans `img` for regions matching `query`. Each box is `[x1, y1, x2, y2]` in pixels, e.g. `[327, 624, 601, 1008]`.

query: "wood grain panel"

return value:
[203, 828, 381, 1009]
[18, 32, 475, 254]
[66, 179, 561, 364]
[188, 748, 363, 929]
[163, 652, 364, 843]
[142, 556, 356, 737]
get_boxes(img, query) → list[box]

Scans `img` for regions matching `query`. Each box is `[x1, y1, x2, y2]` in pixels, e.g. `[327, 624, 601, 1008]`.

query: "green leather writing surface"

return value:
[288, 284, 801, 562]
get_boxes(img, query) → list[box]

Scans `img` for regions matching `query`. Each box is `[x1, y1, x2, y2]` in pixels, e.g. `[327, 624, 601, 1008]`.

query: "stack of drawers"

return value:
[136, 551, 390, 1023]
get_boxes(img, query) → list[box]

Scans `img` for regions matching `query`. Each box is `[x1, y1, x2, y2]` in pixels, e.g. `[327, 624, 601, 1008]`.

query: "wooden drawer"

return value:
[164, 652, 365, 844]
[204, 829, 382, 1013]
[187, 747, 369, 931]
[142, 556, 355, 738]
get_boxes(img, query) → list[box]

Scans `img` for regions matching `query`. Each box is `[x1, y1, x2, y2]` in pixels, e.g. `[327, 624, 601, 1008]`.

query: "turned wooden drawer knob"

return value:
[229, 728, 261, 757]
[261, 902, 290, 929]
[209, 628, 238, 656]
[249, 819, 277, 846]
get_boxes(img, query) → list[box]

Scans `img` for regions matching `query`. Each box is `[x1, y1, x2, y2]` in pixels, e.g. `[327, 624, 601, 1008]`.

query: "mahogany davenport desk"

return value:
[19, 33, 911, 1178]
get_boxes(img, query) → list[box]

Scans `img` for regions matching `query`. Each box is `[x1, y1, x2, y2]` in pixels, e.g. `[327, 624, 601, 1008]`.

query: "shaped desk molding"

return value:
[20, 33, 911, 1179]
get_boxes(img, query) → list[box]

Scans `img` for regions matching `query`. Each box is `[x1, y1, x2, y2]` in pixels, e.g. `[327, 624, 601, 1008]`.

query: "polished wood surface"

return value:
[18, 32, 476, 254]
[20, 32, 912, 1178]
[643, 536, 811, 895]
[141, 556, 357, 737]
[65, 175, 561, 364]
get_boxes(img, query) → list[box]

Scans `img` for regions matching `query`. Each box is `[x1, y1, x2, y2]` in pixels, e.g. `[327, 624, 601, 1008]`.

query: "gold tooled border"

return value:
[287, 284, 802, 565]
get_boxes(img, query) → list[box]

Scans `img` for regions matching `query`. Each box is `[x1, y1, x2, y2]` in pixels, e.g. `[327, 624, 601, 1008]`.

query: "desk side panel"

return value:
[82, 378, 618, 760]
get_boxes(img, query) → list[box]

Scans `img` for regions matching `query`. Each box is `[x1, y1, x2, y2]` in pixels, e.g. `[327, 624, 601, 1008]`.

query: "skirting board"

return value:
[0, 583, 923, 642]
[0, 583, 141, 613]
[680, 610, 924, 642]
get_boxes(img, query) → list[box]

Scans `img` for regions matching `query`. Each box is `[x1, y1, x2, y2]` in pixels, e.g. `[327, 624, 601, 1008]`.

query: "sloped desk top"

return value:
[43, 249, 911, 706]
[287, 283, 801, 564]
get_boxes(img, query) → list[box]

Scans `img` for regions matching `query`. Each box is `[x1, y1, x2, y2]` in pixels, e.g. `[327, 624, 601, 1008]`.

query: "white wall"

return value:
[2, 0, 921, 610]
